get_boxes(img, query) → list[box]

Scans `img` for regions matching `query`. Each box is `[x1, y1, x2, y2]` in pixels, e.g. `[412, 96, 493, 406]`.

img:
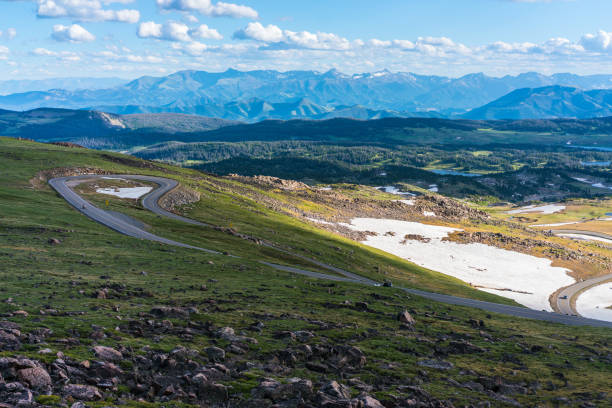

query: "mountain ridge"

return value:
[463, 85, 612, 119]
[3, 69, 612, 121]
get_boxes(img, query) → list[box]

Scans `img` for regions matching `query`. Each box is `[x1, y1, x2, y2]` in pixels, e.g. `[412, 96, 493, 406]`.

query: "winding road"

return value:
[557, 273, 612, 316]
[49, 175, 612, 329]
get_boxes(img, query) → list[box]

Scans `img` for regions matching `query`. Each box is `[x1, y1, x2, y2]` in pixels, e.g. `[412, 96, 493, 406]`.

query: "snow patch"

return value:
[557, 233, 612, 244]
[376, 186, 415, 197]
[507, 204, 566, 215]
[576, 283, 612, 322]
[423, 211, 436, 217]
[306, 217, 334, 226]
[96, 187, 152, 199]
[394, 199, 415, 206]
[344, 218, 575, 311]
[531, 221, 581, 227]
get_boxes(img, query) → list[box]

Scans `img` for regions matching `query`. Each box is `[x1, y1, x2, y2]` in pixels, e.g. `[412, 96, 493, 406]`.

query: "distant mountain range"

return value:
[2, 69, 612, 121]
[462, 86, 612, 120]
[0, 77, 127, 96]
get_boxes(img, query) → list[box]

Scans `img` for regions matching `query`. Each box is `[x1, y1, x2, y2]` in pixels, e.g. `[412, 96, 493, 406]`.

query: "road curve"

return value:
[49, 175, 218, 254]
[556, 273, 612, 316]
[49, 175, 612, 329]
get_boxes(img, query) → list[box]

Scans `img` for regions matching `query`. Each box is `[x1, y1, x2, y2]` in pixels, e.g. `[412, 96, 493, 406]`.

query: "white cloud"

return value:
[369, 39, 391, 48]
[0, 45, 9, 60]
[156, 0, 258, 19]
[51, 24, 95, 43]
[183, 41, 208, 55]
[32, 47, 57, 56]
[37, 0, 140, 23]
[137, 21, 162, 38]
[234, 22, 353, 50]
[580, 30, 612, 52]
[161, 21, 191, 41]
[234, 22, 283, 42]
[138, 21, 222, 42]
[191, 24, 222, 40]
[138, 21, 190, 42]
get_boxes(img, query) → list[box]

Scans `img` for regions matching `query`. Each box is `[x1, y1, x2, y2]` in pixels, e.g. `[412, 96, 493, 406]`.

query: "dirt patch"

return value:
[401, 234, 432, 244]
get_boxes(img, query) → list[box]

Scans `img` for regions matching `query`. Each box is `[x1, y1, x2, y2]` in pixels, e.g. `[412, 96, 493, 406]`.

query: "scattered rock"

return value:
[417, 359, 454, 370]
[320, 380, 351, 399]
[358, 394, 386, 408]
[93, 345, 123, 362]
[17, 367, 51, 391]
[62, 384, 103, 401]
[206, 346, 225, 362]
[398, 310, 416, 325]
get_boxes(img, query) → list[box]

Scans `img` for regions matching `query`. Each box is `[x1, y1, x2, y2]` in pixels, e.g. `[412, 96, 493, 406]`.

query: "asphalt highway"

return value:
[49, 175, 612, 329]
[556, 273, 612, 316]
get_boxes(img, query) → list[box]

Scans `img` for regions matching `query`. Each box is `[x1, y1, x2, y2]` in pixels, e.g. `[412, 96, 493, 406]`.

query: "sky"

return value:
[2, 0, 612, 80]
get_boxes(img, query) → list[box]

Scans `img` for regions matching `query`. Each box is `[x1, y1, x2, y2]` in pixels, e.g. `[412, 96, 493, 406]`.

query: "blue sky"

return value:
[1, 0, 612, 79]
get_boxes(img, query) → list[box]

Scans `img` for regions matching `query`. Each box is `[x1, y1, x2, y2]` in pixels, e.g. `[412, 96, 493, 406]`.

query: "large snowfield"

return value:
[576, 283, 612, 322]
[342, 218, 575, 311]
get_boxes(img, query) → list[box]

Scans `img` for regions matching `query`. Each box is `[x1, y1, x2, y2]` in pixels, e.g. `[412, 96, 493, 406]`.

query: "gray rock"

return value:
[62, 384, 103, 401]
[358, 394, 385, 408]
[205, 346, 225, 362]
[398, 310, 416, 325]
[320, 381, 351, 399]
[0, 330, 21, 351]
[0, 382, 33, 405]
[17, 367, 51, 391]
[417, 359, 454, 370]
[93, 346, 122, 362]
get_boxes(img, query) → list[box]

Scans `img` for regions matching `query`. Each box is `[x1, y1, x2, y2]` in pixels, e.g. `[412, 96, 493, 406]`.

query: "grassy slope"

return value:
[1, 137, 611, 407]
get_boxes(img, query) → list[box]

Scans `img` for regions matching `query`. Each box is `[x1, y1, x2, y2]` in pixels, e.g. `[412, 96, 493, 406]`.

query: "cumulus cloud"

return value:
[234, 22, 283, 42]
[234, 22, 352, 50]
[580, 30, 612, 52]
[138, 21, 222, 42]
[51, 24, 95, 42]
[37, 0, 140, 23]
[156, 0, 258, 19]
[190, 24, 223, 40]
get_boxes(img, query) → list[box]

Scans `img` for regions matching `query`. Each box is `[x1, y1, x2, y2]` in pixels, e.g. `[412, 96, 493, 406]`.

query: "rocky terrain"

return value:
[2, 301, 611, 408]
[225, 176, 489, 225]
